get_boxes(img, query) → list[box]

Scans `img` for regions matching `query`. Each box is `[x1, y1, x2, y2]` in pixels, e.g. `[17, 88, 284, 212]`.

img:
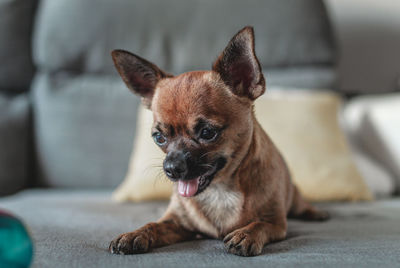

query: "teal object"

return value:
[0, 210, 33, 268]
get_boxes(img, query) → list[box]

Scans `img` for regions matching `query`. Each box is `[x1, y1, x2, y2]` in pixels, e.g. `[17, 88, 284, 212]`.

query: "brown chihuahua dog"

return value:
[109, 26, 329, 257]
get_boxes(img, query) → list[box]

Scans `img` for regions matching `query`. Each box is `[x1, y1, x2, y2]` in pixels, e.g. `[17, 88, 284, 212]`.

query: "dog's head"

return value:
[112, 26, 265, 197]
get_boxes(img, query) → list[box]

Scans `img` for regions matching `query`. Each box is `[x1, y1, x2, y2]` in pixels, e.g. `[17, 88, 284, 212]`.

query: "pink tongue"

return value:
[178, 178, 199, 197]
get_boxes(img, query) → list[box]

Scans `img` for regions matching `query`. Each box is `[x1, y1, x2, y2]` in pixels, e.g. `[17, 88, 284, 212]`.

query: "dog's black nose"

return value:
[163, 151, 188, 180]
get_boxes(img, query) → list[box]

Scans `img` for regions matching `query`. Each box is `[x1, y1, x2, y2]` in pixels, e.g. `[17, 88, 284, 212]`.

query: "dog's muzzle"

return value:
[163, 151, 226, 197]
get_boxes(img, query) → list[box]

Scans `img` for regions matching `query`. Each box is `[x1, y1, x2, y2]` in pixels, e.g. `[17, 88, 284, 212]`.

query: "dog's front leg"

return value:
[223, 220, 287, 257]
[109, 215, 195, 255]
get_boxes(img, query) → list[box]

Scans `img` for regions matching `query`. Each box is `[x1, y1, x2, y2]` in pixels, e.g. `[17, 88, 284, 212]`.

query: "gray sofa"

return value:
[1, 0, 399, 267]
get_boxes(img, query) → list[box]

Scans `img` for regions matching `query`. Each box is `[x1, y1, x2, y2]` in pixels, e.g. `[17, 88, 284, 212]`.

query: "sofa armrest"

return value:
[0, 94, 30, 196]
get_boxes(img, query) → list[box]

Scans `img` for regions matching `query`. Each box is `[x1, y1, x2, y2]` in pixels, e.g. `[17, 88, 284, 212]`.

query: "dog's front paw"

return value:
[223, 229, 264, 257]
[109, 231, 151, 255]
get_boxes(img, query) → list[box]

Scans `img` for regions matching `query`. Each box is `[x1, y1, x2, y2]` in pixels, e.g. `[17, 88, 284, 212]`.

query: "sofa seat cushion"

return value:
[1, 189, 399, 267]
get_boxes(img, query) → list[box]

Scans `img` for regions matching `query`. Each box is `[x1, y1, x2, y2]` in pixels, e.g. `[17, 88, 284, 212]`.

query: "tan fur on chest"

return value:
[187, 183, 243, 238]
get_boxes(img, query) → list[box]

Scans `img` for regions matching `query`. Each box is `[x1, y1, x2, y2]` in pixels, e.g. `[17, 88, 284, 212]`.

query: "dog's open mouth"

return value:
[177, 157, 226, 197]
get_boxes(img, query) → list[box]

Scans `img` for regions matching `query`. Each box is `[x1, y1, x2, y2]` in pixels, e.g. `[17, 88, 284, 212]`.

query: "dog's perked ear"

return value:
[111, 49, 172, 108]
[212, 26, 265, 100]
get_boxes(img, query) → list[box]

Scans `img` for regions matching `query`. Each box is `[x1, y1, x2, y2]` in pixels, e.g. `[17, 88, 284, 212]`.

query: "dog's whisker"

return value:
[153, 168, 171, 188]
[199, 151, 214, 160]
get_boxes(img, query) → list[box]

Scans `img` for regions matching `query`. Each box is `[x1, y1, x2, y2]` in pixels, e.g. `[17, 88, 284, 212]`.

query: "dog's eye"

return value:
[200, 128, 217, 141]
[153, 132, 167, 146]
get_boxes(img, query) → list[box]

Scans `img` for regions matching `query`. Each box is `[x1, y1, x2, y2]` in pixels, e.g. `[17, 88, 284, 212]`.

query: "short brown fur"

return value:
[109, 26, 329, 257]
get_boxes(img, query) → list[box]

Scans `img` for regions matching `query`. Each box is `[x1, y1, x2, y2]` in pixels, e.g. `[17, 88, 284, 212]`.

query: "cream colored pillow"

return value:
[112, 107, 173, 201]
[113, 89, 372, 202]
[255, 90, 372, 201]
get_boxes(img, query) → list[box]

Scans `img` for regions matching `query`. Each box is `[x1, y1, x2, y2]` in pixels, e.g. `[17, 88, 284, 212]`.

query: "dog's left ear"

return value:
[212, 26, 265, 100]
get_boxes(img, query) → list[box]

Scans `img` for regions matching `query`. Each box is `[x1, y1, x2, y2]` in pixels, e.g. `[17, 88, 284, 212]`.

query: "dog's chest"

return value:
[193, 184, 243, 237]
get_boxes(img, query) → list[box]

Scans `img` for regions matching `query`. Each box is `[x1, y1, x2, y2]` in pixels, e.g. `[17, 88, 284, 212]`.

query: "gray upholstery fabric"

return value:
[0, 190, 399, 268]
[0, 0, 36, 92]
[32, 73, 139, 188]
[0, 94, 30, 196]
[264, 66, 337, 89]
[33, 0, 335, 75]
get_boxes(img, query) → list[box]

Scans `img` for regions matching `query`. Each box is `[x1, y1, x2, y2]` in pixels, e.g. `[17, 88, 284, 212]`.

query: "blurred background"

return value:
[326, 0, 400, 93]
[0, 0, 399, 199]
[0, 0, 399, 197]
[1, 1, 400, 267]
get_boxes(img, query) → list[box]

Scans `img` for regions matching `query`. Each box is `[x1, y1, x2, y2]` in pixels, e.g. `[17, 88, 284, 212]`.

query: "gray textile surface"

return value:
[33, 0, 335, 75]
[32, 73, 139, 188]
[264, 66, 337, 89]
[0, 94, 30, 196]
[1, 189, 399, 268]
[0, 0, 36, 92]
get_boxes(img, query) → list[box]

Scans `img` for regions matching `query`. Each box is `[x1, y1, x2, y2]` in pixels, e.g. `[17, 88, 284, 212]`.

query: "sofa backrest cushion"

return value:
[33, 0, 335, 75]
[0, 0, 36, 93]
[32, 73, 139, 188]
